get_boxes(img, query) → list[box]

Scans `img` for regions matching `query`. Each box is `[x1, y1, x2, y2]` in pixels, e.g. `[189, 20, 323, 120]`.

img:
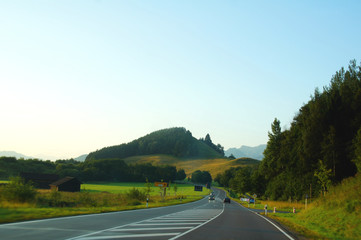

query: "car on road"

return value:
[209, 195, 215, 200]
[249, 198, 255, 203]
[223, 197, 231, 203]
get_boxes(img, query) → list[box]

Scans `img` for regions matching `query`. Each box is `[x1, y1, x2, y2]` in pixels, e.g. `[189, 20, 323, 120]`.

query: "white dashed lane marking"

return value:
[109, 227, 192, 231]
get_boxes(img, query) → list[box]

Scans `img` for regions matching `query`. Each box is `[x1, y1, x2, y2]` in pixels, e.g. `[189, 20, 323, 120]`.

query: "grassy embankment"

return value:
[226, 174, 361, 240]
[0, 182, 208, 224]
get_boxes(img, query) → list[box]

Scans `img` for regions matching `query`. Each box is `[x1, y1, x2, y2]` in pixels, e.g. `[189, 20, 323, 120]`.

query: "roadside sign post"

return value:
[154, 182, 168, 201]
[253, 194, 257, 207]
[305, 194, 308, 210]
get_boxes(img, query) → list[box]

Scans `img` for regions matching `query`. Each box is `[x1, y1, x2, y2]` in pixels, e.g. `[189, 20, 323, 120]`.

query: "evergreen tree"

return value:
[260, 118, 282, 181]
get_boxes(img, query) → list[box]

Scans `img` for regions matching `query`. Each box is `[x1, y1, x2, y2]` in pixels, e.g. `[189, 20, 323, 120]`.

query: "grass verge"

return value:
[223, 192, 319, 239]
[0, 182, 208, 224]
[0, 196, 202, 224]
[220, 174, 361, 240]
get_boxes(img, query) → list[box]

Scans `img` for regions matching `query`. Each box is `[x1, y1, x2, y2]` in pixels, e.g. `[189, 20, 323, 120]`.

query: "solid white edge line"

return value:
[235, 200, 295, 240]
[168, 202, 225, 240]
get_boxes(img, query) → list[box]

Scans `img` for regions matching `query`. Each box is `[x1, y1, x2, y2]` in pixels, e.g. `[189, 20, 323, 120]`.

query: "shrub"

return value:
[47, 190, 74, 207]
[126, 188, 146, 201]
[345, 200, 360, 213]
[2, 177, 37, 203]
[77, 192, 97, 207]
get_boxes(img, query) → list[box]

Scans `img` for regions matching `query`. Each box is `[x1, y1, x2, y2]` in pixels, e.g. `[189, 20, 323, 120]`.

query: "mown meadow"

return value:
[0, 179, 208, 224]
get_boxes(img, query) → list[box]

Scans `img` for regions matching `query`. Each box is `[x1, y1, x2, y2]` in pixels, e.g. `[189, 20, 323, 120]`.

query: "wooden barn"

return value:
[20, 172, 59, 189]
[50, 177, 82, 192]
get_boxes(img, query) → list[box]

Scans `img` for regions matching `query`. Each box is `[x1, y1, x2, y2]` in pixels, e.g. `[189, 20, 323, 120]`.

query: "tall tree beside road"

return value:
[229, 167, 252, 194]
[314, 160, 332, 196]
[191, 170, 212, 184]
[260, 118, 282, 181]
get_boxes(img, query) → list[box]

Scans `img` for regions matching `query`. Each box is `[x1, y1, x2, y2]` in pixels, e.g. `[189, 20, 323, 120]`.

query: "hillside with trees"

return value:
[199, 134, 225, 156]
[0, 125, 259, 182]
[86, 127, 224, 161]
[216, 60, 361, 200]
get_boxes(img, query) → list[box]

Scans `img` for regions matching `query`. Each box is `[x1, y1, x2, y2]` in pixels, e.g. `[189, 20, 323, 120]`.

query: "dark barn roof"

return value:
[50, 177, 82, 186]
[50, 177, 82, 192]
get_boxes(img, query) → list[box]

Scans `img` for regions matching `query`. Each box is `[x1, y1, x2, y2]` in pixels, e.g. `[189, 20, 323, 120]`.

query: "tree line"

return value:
[0, 157, 186, 182]
[216, 60, 361, 200]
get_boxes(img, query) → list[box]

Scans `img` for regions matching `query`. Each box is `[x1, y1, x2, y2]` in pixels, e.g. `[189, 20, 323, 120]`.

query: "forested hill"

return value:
[85, 127, 224, 161]
[215, 60, 361, 201]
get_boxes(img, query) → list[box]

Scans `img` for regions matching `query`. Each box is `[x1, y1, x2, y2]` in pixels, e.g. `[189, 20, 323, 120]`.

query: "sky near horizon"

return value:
[1, 1, 361, 160]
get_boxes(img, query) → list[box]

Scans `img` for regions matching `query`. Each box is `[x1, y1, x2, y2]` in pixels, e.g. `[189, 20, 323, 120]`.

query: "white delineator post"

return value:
[264, 204, 268, 216]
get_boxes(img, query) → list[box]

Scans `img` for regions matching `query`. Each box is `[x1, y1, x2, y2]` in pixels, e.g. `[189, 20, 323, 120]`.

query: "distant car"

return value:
[223, 197, 231, 203]
[209, 195, 215, 200]
[249, 198, 255, 203]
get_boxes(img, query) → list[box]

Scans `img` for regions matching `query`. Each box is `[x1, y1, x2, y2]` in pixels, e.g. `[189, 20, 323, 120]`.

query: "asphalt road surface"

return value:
[0, 189, 295, 240]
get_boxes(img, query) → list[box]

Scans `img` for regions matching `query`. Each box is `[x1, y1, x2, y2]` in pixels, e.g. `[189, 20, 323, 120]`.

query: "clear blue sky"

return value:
[1, 1, 360, 160]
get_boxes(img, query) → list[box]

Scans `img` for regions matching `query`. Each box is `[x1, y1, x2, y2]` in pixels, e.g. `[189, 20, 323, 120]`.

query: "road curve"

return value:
[175, 189, 294, 240]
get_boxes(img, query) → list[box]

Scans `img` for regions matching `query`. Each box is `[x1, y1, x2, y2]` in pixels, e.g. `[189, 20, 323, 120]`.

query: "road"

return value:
[0, 189, 295, 240]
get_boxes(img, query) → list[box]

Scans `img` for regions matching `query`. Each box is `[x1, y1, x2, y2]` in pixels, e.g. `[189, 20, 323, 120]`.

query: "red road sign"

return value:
[154, 182, 168, 187]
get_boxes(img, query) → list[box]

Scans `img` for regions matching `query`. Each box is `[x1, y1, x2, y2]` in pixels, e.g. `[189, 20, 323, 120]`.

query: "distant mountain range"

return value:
[225, 144, 266, 160]
[0, 151, 32, 159]
[74, 154, 88, 162]
[0, 151, 88, 162]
